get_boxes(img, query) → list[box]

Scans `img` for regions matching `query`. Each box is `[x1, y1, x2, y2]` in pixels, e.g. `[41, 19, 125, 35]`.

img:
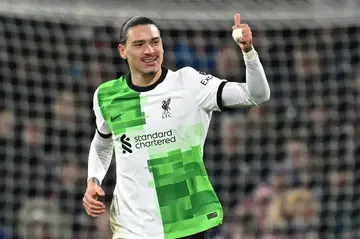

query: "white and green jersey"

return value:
[94, 66, 226, 239]
[89, 49, 270, 239]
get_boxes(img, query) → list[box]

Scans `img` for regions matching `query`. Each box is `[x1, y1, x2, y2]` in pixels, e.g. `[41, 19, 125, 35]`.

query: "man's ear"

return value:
[118, 44, 127, 59]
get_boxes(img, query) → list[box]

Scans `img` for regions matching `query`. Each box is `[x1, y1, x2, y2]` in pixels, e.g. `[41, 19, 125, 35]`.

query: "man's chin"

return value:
[142, 67, 160, 76]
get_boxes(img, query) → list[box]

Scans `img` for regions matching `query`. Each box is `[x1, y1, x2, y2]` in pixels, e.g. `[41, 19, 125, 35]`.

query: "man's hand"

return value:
[232, 13, 253, 53]
[83, 178, 106, 217]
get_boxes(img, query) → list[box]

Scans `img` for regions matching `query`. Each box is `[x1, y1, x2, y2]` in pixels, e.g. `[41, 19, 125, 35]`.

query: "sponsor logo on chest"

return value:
[120, 130, 176, 154]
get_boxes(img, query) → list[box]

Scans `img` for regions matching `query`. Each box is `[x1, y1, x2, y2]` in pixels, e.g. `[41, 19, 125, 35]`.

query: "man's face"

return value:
[118, 24, 163, 75]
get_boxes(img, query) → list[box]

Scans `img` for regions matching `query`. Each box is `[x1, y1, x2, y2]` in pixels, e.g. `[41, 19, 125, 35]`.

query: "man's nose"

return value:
[144, 44, 155, 54]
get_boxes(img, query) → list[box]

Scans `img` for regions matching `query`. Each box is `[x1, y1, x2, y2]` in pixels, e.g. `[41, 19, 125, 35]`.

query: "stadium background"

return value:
[0, 0, 359, 238]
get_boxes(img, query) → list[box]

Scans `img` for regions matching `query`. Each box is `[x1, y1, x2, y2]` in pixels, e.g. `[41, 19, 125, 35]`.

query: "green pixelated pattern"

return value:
[148, 146, 223, 239]
[97, 77, 223, 238]
[97, 76, 146, 135]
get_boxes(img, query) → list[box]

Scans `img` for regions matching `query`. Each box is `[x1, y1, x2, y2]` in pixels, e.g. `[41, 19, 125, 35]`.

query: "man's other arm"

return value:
[87, 89, 114, 185]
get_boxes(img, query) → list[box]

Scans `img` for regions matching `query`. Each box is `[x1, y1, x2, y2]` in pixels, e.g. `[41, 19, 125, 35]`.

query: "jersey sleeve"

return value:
[93, 88, 112, 138]
[182, 67, 227, 111]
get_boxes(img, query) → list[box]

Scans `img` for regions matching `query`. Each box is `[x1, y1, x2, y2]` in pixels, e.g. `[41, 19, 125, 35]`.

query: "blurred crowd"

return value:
[0, 14, 359, 239]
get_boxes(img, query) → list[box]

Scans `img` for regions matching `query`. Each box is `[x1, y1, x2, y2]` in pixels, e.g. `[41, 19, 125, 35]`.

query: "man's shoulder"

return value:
[97, 76, 126, 91]
[174, 66, 198, 75]
[93, 76, 128, 106]
[168, 67, 205, 84]
[94, 76, 128, 97]
[170, 67, 217, 89]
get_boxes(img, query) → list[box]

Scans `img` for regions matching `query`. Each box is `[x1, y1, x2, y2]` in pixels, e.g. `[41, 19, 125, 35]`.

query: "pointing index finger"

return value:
[234, 13, 241, 26]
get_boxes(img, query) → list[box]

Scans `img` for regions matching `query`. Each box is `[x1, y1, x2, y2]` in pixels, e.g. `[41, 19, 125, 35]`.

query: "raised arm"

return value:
[220, 13, 270, 108]
[182, 49, 269, 111]
[220, 48, 270, 108]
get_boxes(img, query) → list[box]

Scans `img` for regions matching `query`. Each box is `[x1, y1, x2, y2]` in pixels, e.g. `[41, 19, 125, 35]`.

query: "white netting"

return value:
[0, 1, 359, 238]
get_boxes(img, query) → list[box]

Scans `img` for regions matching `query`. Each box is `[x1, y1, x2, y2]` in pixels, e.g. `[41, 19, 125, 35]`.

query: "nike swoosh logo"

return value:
[111, 113, 124, 121]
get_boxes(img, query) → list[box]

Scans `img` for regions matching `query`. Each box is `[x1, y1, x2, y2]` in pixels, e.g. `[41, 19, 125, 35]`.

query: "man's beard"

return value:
[142, 70, 158, 76]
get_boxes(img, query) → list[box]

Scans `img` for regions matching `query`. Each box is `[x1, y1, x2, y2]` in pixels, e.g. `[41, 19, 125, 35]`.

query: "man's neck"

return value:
[131, 68, 162, 87]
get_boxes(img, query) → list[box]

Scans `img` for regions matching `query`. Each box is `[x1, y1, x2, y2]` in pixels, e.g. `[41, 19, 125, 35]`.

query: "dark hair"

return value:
[119, 16, 159, 45]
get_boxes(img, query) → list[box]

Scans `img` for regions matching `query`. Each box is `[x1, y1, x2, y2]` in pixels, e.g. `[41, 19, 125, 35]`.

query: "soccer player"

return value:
[83, 13, 270, 239]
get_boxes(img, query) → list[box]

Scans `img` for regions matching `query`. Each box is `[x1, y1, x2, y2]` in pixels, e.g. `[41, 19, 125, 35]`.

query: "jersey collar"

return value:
[125, 67, 168, 92]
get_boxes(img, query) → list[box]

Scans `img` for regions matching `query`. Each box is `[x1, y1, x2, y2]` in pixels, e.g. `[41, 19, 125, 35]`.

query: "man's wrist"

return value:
[242, 44, 253, 53]
[88, 177, 100, 186]
[242, 47, 258, 62]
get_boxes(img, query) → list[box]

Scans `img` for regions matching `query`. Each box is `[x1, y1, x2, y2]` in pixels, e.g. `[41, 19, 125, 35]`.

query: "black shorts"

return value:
[178, 230, 208, 239]
[115, 230, 209, 239]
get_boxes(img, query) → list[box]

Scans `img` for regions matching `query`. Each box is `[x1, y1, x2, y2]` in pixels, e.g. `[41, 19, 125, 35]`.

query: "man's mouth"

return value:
[142, 57, 157, 63]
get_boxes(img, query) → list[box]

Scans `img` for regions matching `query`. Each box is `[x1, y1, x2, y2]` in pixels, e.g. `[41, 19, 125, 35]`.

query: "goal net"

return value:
[0, 0, 359, 238]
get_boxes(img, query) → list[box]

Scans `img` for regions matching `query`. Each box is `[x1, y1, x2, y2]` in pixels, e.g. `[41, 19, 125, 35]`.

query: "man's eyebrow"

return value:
[131, 37, 160, 44]
[132, 40, 145, 44]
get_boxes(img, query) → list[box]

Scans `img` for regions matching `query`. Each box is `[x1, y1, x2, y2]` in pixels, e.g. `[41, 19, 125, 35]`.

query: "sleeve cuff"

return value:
[242, 48, 258, 62]
[96, 127, 112, 138]
[88, 177, 101, 186]
[216, 81, 228, 111]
